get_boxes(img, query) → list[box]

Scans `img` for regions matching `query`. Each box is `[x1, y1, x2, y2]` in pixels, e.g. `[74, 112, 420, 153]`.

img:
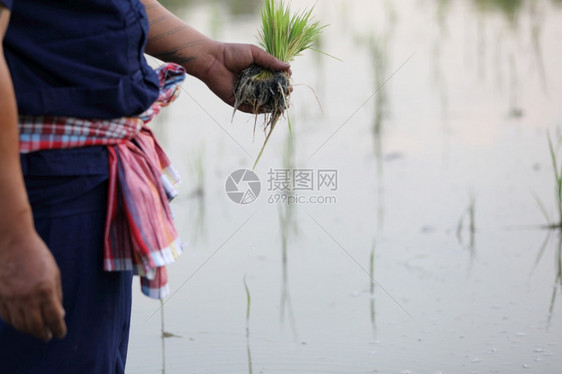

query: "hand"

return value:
[139, 0, 290, 112]
[0, 230, 67, 342]
[0, 2, 66, 343]
[199, 41, 291, 112]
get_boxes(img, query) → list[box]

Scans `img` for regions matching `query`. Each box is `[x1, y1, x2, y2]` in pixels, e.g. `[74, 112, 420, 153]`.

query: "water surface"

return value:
[128, 1, 562, 372]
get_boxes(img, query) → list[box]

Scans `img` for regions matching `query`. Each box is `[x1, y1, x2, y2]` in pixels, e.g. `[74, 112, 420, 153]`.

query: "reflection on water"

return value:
[364, 0, 396, 230]
[534, 132, 562, 327]
[456, 190, 477, 264]
[127, 1, 562, 372]
[161, 300, 166, 374]
[471, 0, 548, 116]
[432, 1, 452, 165]
[529, 1, 548, 91]
[186, 147, 207, 244]
[243, 275, 253, 374]
[473, 0, 525, 25]
[159, 300, 181, 374]
[370, 34, 388, 230]
[278, 132, 298, 337]
[550, 236, 562, 324]
[369, 242, 376, 337]
[533, 230, 562, 329]
[546, 233, 562, 327]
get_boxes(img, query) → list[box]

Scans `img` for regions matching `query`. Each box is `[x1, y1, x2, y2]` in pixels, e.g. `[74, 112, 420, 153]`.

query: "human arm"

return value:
[0, 6, 67, 342]
[140, 0, 290, 111]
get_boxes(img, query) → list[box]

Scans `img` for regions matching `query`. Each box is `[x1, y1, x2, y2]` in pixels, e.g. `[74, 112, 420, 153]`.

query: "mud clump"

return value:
[233, 64, 291, 169]
[233, 64, 290, 118]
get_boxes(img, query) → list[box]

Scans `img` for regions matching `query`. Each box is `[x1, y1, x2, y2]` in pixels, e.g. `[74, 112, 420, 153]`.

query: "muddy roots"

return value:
[233, 64, 291, 168]
[234, 64, 290, 117]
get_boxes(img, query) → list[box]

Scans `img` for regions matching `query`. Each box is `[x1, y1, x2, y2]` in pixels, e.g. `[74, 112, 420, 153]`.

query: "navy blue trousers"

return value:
[0, 147, 133, 374]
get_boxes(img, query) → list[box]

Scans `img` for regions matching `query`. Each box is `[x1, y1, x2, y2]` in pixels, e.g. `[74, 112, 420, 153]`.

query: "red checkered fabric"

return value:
[18, 63, 186, 299]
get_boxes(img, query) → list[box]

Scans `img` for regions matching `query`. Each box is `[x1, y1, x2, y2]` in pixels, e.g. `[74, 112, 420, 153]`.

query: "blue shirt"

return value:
[1, 0, 160, 119]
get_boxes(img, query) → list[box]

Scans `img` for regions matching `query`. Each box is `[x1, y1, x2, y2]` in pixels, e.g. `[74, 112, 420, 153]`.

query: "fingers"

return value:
[0, 231, 67, 342]
[1, 298, 64, 342]
[8, 306, 27, 335]
[0, 301, 12, 326]
[42, 298, 67, 340]
[22, 306, 50, 341]
[0, 290, 66, 341]
[2, 304, 43, 341]
[41, 257, 66, 340]
[250, 45, 290, 71]
[51, 279, 67, 339]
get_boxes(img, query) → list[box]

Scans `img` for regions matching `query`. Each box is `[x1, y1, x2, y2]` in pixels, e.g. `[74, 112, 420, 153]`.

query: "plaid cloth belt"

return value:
[18, 63, 186, 299]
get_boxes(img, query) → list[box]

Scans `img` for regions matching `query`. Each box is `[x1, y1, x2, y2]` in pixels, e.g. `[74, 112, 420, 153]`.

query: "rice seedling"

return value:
[233, 0, 326, 169]
[456, 190, 476, 268]
[160, 300, 166, 374]
[159, 299, 180, 374]
[369, 242, 376, 335]
[187, 146, 205, 198]
[542, 234, 562, 326]
[186, 147, 207, 243]
[160, 300, 180, 339]
[535, 132, 562, 229]
[278, 132, 298, 338]
[526, 134, 562, 328]
[369, 243, 376, 295]
[243, 275, 253, 374]
[243, 275, 251, 337]
[456, 190, 476, 243]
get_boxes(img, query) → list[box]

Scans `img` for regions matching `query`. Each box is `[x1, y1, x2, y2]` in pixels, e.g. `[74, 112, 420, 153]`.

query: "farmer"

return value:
[0, 0, 289, 372]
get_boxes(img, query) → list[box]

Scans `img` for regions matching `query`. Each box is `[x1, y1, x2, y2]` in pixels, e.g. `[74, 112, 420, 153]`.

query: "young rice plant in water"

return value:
[536, 133, 562, 229]
[233, 0, 325, 169]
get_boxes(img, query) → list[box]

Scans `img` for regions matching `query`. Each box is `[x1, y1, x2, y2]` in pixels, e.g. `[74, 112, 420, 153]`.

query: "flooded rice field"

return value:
[127, 0, 562, 372]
